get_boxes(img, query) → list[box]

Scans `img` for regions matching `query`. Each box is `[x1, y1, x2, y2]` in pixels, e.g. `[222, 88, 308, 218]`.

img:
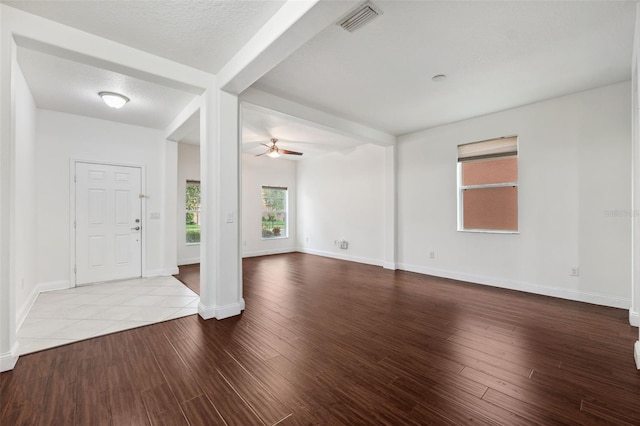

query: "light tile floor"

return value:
[18, 276, 199, 355]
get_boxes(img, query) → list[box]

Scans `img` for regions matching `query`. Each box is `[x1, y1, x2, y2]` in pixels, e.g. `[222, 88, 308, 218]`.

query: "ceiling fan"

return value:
[256, 138, 303, 158]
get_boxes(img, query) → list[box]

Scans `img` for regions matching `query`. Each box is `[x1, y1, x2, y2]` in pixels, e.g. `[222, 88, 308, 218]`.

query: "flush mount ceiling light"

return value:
[99, 91, 129, 109]
[432, 74, 447, 82]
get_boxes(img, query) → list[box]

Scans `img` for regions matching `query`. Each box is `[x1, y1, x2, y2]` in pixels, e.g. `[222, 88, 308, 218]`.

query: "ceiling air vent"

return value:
[339, 2, 382, 33]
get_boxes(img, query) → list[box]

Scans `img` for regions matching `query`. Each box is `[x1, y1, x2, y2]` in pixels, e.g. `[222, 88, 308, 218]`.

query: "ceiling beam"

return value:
[217, 0, 357, 94]
[241, 88, 396, 147]
[165, 95, 202, 142]
[5, 5, 213, 94]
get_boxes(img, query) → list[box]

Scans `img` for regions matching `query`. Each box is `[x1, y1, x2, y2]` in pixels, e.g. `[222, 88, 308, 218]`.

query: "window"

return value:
[185, 180, 201, 244]
[262, 186, 288, 239]
[458, 136, 518, 232]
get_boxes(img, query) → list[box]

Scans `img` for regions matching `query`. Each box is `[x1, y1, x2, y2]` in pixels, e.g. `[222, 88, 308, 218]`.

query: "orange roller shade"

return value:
[463, 186, 518, 231]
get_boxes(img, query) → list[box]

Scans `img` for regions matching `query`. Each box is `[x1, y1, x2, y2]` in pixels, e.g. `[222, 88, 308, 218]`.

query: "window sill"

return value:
[262, 236, 289, 241]
[458, 229, 519, 234]
[186, 242, 201, 246]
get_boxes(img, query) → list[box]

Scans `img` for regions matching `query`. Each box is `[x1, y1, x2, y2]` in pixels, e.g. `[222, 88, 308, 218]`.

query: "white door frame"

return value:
[69, 159, 147, 287]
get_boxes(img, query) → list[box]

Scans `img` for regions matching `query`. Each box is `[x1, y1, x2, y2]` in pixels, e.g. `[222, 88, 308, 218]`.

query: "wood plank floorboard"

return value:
[2, 253, 639, 425]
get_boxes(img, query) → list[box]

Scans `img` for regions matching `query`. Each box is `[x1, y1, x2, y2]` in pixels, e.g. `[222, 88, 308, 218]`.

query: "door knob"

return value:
[131, 226, 140, 231]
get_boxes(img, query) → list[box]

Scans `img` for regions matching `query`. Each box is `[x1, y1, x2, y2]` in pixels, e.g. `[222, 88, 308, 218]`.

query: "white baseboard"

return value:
[0, 341, 20, 372]
[397, 263, 631, 310]
[17, 288, 38, 331]
[198, 298, 245, 320]
[635, 341, 640, 370]
[297, 247, 384, 267]
[17, 280, 70, 330]
[146, 267, 179, 277]
[630, 310, 639, 327]
[243, 248, 297, 258]
[178, 257, 200, 266]
[383, 262, 398, 270]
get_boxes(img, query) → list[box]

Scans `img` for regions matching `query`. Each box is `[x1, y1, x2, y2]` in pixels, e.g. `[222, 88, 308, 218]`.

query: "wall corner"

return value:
[0, 341, 19, 372]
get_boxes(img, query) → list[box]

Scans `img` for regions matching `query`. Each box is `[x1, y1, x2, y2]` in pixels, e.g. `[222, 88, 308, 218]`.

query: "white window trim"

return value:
[262, 235, 290, 241]
[261, 186, 289, 240]
[185, 181, 201, 245]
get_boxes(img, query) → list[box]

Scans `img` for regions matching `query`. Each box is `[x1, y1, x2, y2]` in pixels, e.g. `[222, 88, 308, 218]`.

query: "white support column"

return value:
[632, 3, 640, 370]
[633, 66, 640, 366]
[383, 145, 397, 270]
[199, 86, 244, 320]
[0, 11, 19, 372]
[163, 140, 179, 276]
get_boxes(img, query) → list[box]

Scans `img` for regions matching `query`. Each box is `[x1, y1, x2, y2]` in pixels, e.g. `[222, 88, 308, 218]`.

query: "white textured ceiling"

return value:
[5, 0, 285, 74]
[8, 1, 638, 143]
[253, 1, 636, 135]
[17, 47, 197, 129]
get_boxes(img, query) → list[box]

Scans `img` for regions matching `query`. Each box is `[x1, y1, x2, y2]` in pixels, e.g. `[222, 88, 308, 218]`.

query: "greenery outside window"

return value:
[457, 136, 518, 233]
[186, 180, 201, 244]
[262, 186, 288, 239]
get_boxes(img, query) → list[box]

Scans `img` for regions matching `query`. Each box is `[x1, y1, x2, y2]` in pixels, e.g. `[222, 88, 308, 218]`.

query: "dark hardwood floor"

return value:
[174, 263, 200, 295]
[2, 253, 639, 425]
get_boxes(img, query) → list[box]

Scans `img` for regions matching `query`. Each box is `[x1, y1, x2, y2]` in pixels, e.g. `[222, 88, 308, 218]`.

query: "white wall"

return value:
[177, 148, 300, 263]
[242, 153, 297, 257]
[398, 81, 632, 308]
[177, 143, 201, 265]
[36, 109, 177, 288]
[13, 62, 38, 326]
[297, 144, 386, 266]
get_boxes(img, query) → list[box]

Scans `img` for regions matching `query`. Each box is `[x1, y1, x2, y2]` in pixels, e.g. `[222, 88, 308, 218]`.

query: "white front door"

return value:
[75, 162, 142, 285]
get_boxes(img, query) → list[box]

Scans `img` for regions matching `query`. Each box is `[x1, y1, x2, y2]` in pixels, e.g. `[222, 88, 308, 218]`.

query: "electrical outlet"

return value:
[305, 236, 309, 244]
[340, 240, 349, 249]
[570, 267, 580, 277]
[429, 251, 435, 259]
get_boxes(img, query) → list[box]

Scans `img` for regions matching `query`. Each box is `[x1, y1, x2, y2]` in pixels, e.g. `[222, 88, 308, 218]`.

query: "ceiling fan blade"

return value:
[255, 152, 268, 157]
[280, 149, 303, 156]
[260, 143, 272, 148]
[243, 142, 260, 149]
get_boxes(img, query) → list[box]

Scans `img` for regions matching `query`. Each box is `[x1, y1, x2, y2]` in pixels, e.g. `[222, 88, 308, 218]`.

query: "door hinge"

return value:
[74, 265, 77, 273]
[73, 220, 76, 229]
[74, 174, 77, 183]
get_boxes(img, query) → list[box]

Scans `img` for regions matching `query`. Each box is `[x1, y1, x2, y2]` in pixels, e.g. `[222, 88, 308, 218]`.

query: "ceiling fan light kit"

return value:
[256, 138, 303, 158]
